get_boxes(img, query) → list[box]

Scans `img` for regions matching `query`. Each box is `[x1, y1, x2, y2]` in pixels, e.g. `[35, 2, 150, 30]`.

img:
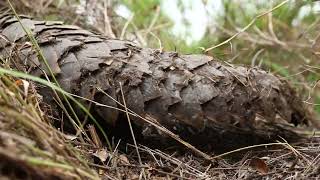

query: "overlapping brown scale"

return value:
[34, 24, 80, 35]
[0, 35, 10, 50]
[75, 42, 110, 72]
[57, 53, 81, 92]
[50, 29, 94, 37]
[0, 11, 311, 148]
[0, 16, 17, 28]
[179, 54, 212, 70]
[53, 38, 83, 63]
[139, 76, 162, 102]
[2, 19, 35, 41]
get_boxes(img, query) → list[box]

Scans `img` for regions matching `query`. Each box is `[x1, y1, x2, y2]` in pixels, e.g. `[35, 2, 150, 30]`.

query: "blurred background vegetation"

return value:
[15, 0, 320, 116]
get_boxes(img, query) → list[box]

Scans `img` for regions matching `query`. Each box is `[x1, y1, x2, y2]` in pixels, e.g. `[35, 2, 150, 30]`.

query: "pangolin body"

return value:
[0, 8, 310, 149]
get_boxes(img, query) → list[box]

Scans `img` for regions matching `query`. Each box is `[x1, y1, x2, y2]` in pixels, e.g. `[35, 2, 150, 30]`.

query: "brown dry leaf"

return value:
[118, 154, 130, 165]
[15, 79, 23, 86]
[249, 157, 269, 174]
[103, 58, 114, 65]
[98, 169, 105, 175]
[15, 79, 30, 97]
[63, 134, 77, 141]
[21, 80, 30, 97]
[93, 149, 109, 162]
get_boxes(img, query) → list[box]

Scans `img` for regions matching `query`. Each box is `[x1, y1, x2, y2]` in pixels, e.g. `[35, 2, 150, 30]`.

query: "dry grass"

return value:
[0, 73, 99, 179]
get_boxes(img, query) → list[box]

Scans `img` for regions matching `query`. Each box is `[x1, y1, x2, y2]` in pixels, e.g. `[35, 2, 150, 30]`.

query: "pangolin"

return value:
[0, 7, 311, 150]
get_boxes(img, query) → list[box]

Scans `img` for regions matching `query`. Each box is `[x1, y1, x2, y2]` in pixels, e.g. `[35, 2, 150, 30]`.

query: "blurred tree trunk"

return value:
[0, 7, 312, 150]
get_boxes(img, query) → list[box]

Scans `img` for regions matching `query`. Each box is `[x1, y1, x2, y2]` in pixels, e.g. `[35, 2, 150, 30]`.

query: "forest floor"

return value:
[1, 75, 319, 179]
[0, 1, 320, 179]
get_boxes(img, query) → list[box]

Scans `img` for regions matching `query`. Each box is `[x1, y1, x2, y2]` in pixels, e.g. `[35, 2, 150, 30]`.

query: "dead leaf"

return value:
[118, 154, 130, 165]
[15, 79, 30, 97]
[169, 66, 175, 70]
[103, 58, 114, 65]
[98, 169, 105, 175]
[93, 149, 109, 162]
[63, 134, 77, 141]
[249, 157, 269, 174]
[15, 79, 23, 86]
[21, 80, 30, 97]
